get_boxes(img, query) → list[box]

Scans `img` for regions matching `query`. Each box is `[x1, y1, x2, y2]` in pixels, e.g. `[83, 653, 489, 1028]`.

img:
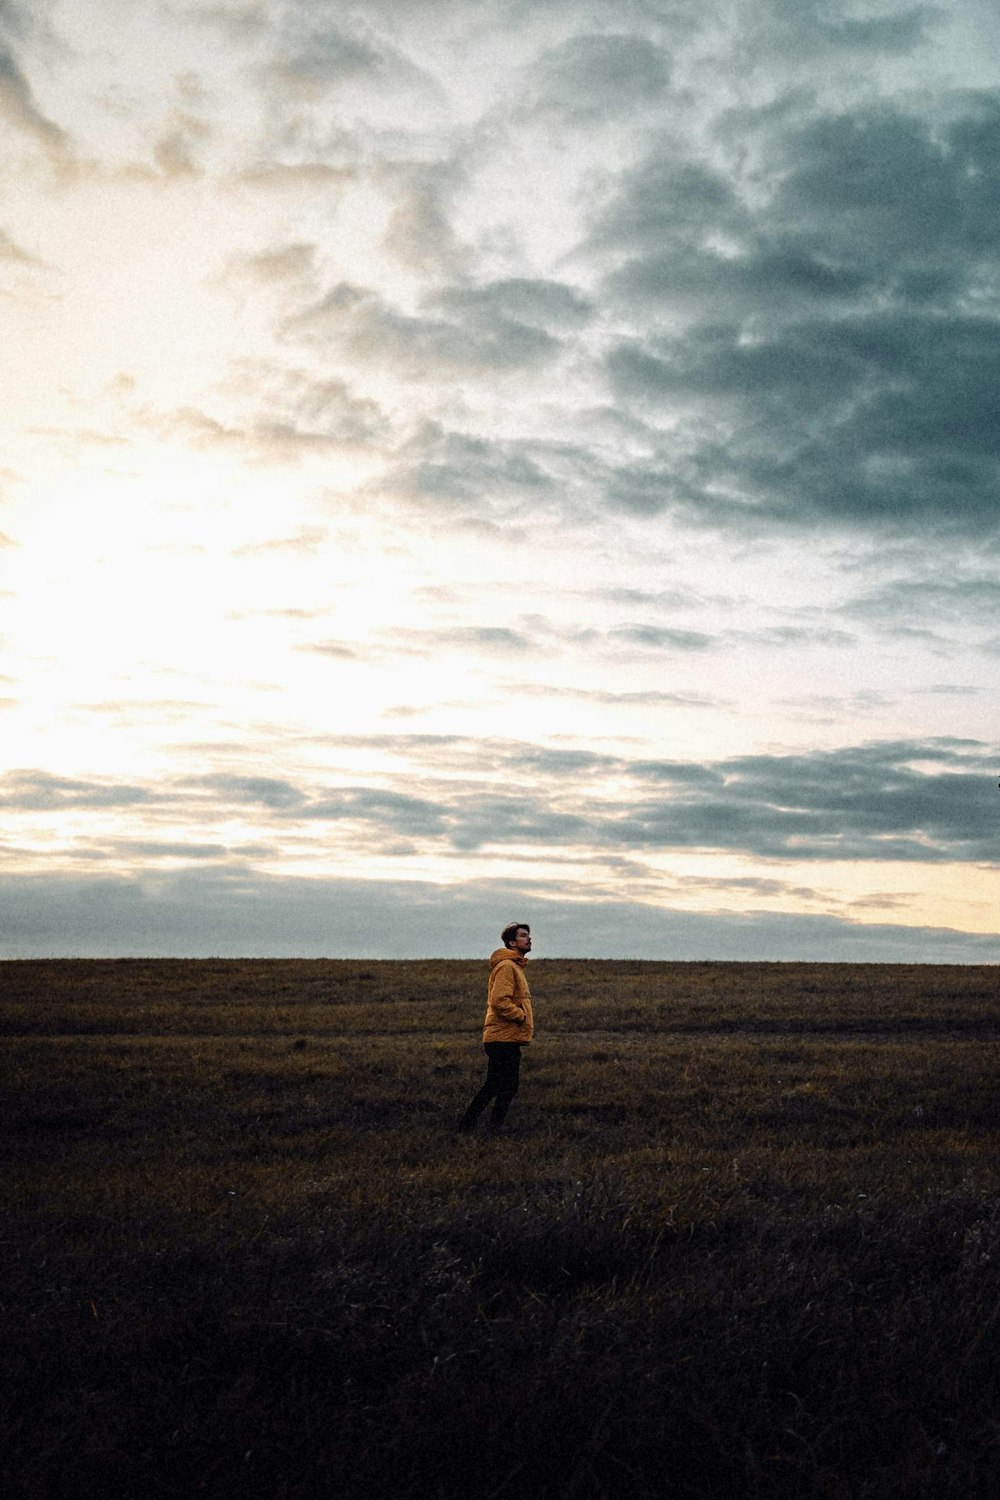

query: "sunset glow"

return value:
[3, 0, 1000, 958]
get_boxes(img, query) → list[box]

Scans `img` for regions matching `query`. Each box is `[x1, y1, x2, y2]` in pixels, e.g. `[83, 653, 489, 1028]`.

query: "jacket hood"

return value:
[490, 946, 526, 969]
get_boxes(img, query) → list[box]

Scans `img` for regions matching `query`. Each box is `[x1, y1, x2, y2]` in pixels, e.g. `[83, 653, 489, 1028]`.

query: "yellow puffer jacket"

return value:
[483, 947, 534, 1043]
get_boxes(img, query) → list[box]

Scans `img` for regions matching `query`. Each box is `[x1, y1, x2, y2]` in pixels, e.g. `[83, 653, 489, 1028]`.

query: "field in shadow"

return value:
[3, 959, 1000, 1497]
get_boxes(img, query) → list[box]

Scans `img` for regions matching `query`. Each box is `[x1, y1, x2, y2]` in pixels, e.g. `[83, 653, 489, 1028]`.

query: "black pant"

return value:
[460, 1042, 523, 1128]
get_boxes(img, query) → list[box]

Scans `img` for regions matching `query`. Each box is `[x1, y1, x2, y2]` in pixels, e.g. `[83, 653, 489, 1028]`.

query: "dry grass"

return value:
[3, 959, 1000, 1498]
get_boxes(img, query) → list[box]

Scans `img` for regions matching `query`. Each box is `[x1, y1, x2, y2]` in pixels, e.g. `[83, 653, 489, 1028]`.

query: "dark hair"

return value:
[501, 921, 530, 947]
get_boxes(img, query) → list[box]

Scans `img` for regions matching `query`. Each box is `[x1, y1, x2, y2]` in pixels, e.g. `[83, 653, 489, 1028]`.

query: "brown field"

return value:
[3, 958, 1000, 1498]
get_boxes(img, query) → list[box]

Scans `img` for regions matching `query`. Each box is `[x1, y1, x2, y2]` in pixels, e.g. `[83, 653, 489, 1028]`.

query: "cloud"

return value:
[609, 624, 715, 651]
[586, 89, 1000, 538]
[285, 280, 563, 379]
[349, 735, 998, 864]
[588, 155, 750, 289]
[0, 226, 43, 266]
[2, 866, 998, 961]
[380, 161, 469, 277]
[609, 738, 999, 863]
[2, 735, 996, 911]
[523, 32, 671, 122]
[403, 625, 537, 656]
[255, 7, 449, 142]
[267, 20, 385, 93]
[517, 684, 726, 709]
[301, 640, 363, 660]
[844, 572, 1000, 629]
[368, 613, 723, 661]
[232, 526, 327, 557]
[429, 277, 593, 332]
[235, 162, 357, 191]
[185, 4, 271, 43]
[299, 787, 448, 837]
[226, 242, 318, 285]
[194, 737, 1000, 863]
[372, 422, 564, 520]
[151, 108, 211, 178]
[0, 6, 72, 161]
[752, 0, 941, 59]
[0, 42, 70, 158]
[0, 771, 155, 811]
[735, 624, 857, 649]
[108, 839, 232, 860]
[156, 366, 388, 461]
[605, 308, 1000, 541]
[262, 11, 443, 104]
[182, 773, 307, 810]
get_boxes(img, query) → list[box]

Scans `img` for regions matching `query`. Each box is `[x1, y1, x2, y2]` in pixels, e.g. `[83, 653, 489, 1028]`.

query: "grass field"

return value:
[3, 958, 1000, 1498]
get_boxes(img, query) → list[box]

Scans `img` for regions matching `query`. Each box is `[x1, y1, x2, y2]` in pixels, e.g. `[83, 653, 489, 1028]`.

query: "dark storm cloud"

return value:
[285, 281, 562, 378]
[594, 91, 1000, 537]
[2, 866, 997, 961]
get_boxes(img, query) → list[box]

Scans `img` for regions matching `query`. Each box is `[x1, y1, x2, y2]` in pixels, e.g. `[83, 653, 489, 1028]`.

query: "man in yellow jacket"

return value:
[457, 921, 534, 1134]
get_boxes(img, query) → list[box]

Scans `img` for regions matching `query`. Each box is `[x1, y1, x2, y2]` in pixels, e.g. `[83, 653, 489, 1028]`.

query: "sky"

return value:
[2, 0, 1000, 960]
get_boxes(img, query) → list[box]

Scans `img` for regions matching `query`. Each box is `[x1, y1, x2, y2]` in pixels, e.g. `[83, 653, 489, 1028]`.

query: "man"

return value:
[457, 922, 534, 1134]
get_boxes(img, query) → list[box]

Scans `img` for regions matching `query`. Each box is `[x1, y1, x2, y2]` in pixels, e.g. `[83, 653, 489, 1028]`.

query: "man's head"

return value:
[501, 921, 531, 955]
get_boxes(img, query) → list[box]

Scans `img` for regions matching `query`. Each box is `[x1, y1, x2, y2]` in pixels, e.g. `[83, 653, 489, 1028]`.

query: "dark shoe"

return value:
[456, 1116, 476, 1134]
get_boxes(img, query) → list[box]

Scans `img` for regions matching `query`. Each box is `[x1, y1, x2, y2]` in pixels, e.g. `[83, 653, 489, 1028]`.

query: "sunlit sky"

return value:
[3, 0, 1000, 959]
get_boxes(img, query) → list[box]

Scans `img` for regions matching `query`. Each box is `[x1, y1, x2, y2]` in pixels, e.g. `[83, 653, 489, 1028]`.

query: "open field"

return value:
[3, 958, 1000, 1498]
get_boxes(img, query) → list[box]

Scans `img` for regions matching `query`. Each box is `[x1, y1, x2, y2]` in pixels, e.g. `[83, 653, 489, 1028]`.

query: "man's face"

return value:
[511, 927, 532, 954]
